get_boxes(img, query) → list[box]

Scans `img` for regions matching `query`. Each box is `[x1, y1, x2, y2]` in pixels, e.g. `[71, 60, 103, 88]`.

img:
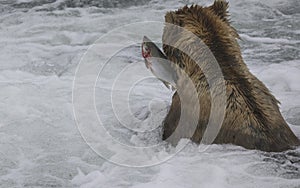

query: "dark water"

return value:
[0, 0, 153, 9]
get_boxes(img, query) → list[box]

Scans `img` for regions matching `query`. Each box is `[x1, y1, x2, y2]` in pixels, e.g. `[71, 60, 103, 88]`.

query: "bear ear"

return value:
[165, 11, 174, 24]
[210, 0, 229, 21]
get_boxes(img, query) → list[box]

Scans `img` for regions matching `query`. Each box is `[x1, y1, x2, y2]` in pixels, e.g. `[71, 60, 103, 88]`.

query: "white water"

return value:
[0, 0, 299, 187]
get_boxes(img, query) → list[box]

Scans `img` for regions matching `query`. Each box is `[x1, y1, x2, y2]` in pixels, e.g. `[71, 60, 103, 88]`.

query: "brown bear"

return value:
[161, 0, 300, 152]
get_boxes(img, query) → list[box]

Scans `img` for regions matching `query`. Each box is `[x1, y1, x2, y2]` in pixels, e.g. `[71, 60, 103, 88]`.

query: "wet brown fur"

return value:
[162, 0, 300, 151]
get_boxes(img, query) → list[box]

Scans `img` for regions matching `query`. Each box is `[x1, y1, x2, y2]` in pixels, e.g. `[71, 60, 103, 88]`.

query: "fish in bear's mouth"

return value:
[141, 36, 177, 90]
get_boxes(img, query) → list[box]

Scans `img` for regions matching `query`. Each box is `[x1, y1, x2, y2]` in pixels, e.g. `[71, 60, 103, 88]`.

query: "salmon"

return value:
[141, 36, 177, 90]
